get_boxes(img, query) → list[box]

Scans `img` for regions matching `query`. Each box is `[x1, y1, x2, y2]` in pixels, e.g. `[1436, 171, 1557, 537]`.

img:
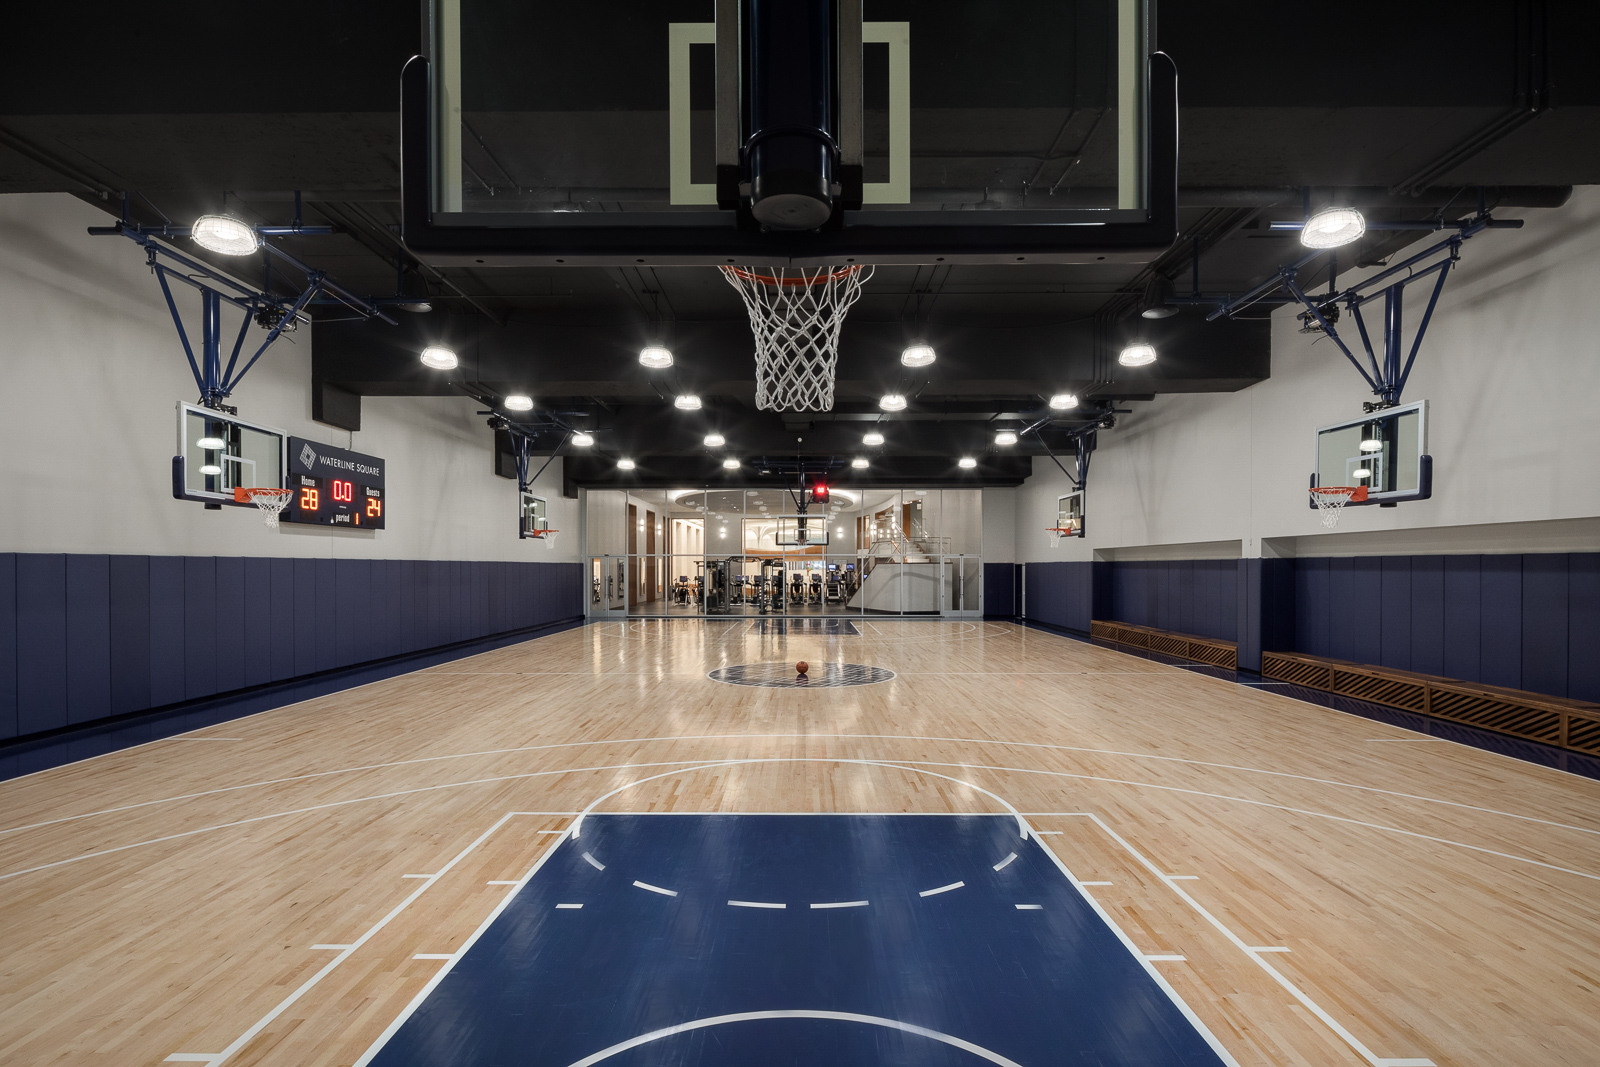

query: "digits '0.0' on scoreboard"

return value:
[285, 437, 385, 528]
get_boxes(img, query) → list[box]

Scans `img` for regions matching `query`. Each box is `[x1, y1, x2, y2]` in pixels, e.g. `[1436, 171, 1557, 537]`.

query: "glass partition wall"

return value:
[584, 488, 982, 619]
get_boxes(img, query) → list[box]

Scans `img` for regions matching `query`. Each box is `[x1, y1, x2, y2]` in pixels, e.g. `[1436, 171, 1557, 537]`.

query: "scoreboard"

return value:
[284, 437, 386, 529]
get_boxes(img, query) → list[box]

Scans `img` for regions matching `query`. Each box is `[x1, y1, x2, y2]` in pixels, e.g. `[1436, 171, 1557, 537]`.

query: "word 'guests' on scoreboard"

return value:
[285, 437, 386, 529]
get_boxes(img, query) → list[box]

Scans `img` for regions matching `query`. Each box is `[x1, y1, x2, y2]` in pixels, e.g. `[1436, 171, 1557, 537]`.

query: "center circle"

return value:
[708, 662, 897, 688]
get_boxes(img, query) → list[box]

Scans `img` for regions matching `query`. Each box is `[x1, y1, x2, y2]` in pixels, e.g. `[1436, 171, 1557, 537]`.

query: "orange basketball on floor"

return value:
[795, 660, 809, 675]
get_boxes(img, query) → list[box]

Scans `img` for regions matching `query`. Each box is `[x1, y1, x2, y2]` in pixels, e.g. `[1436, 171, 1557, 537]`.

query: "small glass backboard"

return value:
[174, 402, 286, 505]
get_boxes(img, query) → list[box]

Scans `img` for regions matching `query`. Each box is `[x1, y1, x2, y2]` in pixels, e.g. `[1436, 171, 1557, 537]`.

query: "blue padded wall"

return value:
[1291, 553, 1599, 702]
[0, 554, 584, 742]
[1107, 560, 1239, 643]
[1021, 561, 1094, 633]
[983, 563, 1015, 617]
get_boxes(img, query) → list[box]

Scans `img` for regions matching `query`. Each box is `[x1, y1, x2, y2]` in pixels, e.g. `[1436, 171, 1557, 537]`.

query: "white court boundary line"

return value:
[556, 1010, 1029, 1067]
[7, 751, 1595, 887]
[164, 810, 568, 1067]
[10, 726, 1591, 846]
[1065, 812, 1434, 1067]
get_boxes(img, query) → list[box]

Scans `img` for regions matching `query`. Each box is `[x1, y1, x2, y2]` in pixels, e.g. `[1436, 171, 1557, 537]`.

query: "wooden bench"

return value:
[1090, 620, 1238, 670]
[1260, 649, 1600, 756]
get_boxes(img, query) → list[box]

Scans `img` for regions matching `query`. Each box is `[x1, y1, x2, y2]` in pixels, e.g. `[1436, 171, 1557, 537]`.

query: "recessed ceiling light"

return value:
[196, 435, 225, 449]
[1300, 206, 1366, 249]
[900, 343, 936, 368]
[852, 457, 870, 469]
[863, 431, 885, 446]
[1048, 393, 1078, 410]
[703, 432, 725, 447]
[191, 215, 260, 256]
[1118, 343, 1157, 367]
[639, 346, 674, 368]
[879, 394, 907, 412]
[617, 458, 636, 470]
[419, 345, 458, 370]
[994, 430, 1018, 446]
[722, 457, 740, 469]
[674, 394, 702, 410]
[571, 432, 595, 447]
[503, 394, 534, 411]
[958, 456, 977, 468]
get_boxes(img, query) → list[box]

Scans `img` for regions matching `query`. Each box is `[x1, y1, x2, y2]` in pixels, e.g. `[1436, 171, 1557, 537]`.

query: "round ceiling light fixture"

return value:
[851, 457, 870, 469]
[1140, 305, 1178, 320]
[638, 345, 674, 369]
[863, 431, 885, 446]
[190, 215, 261, 256]
[994, 429, 1018, 446]
[1118, 343, 1157, 367]
[958, 456, 977, 469]
[703, 432, 726, 447]
[571, 432, 595, 447]
[616, 458, 637, 471]
[1048, 393, 1078, 410]
[503, 394, 534, 411]
[674, 394, 702, 410]
[878, 394, 907, 412]
[1300, 206, 1366, 249]
[196, 435, 226, 449]
[419, 345, 458, 370]
[900, 343, 936, 368]
[722, 457, 741, 469]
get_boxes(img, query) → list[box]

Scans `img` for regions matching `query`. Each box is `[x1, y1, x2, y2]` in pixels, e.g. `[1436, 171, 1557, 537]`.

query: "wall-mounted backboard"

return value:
[173, 402, 286, 506]
[401, 0, 1175, 266]
[1312, 400, 1432, 506]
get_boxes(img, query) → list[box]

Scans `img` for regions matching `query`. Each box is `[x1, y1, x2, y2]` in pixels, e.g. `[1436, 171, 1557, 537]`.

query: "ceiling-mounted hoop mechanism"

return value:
[1206, 194, 1524, 408]
[88, 216, 396, 411]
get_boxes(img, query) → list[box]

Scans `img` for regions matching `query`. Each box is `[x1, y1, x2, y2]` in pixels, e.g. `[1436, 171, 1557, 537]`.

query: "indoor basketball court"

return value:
[2, 3, 1598, 1066]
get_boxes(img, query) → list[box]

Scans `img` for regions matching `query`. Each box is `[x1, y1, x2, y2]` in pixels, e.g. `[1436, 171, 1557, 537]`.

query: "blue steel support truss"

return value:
[92, 220, 396, 409]
[1206, 212, 1511, 408]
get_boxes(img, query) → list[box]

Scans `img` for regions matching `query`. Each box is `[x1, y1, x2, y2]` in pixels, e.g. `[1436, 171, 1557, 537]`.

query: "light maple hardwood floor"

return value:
[1, 619, 1596, 1067]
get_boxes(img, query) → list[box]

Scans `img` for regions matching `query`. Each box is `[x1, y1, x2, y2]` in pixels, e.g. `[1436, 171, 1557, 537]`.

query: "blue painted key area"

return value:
[369, 814, 1229, 1067]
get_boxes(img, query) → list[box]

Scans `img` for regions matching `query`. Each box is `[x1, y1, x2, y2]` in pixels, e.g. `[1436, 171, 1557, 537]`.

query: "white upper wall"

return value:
[1014, 185, 1600, 562]
[0, 193, 575, 561]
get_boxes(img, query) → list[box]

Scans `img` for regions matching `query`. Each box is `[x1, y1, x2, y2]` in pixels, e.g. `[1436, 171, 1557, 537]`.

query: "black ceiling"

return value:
[4, 2, 1596, 486]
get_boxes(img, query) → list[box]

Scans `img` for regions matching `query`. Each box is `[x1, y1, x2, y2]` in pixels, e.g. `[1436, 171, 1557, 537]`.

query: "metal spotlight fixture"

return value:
[1300, 206, 1366, 249]
[1048, 393, 1078, 410]
[617, 458, 637, 471]
[571, 432, 595, 447]
[190, 215, 261, 256]
[1118, 343, 1157, 367]
[878, 394, 907, 412]
[638, 345, 674, 369]
[994, 429, 1018, 446]
[958, 456, 977, 469]
[900, 344, 936, 368]
[851, 457, 870, 469]
[419, 345, 458, 370]
[703, 432, 725, 448]
[674, 394, 702, 410]
[503, 394, 534, 411]
[863, 431, 884, 446]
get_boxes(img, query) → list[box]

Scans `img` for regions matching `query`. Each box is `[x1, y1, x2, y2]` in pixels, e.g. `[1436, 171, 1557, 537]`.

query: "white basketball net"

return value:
[720, 265, 873, 411]
[245, 488, 293, 528]
[1310, 487, 1356, 528]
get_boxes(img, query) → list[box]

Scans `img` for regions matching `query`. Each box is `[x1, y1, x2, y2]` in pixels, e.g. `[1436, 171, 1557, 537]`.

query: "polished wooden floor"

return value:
[1, 619, 1597, 1066]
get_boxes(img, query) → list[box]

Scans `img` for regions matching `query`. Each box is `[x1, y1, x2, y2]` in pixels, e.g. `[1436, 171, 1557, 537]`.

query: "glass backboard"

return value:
[1313, 400, 1432, 505]
[174, 402, 286, 505]
[402, 0, 1172, 265]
